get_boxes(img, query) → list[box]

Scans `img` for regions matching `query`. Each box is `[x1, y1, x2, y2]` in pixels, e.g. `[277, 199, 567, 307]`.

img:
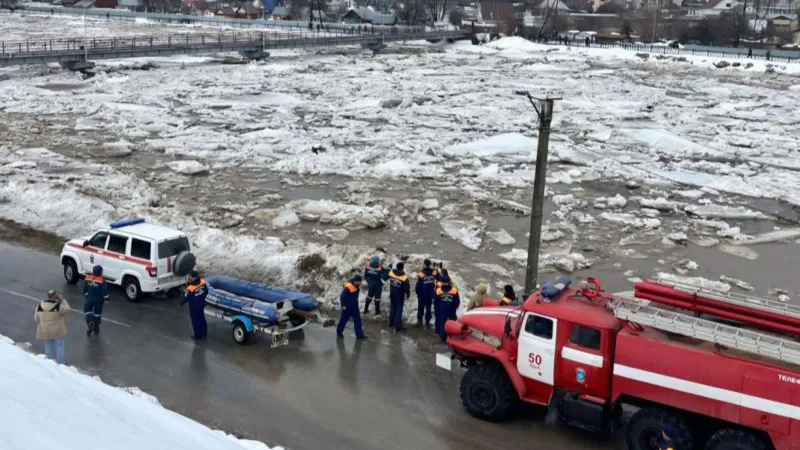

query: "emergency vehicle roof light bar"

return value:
[110, 218, 146, 229]
[612, 300, 800, 367]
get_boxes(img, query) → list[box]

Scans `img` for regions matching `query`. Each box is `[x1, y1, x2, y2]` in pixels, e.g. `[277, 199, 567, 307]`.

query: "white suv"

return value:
[60, 218, 196, 302]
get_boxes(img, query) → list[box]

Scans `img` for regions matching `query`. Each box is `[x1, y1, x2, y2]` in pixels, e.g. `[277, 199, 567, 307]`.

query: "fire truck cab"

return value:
[441, 278, 800, 450]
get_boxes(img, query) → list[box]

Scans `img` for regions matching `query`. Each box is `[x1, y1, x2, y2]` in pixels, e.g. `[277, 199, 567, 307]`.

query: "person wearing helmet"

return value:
[337, 274, 367, 339]
[658, 426, 680, 450]
[181, 270, 208, 340]
[363, 255, 388, 316]
[83, 265, 109, 336]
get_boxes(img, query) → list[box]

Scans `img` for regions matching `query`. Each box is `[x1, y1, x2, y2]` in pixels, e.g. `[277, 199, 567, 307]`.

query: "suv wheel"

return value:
[123, 277, 141, 303]
[63, 259, 79, 285]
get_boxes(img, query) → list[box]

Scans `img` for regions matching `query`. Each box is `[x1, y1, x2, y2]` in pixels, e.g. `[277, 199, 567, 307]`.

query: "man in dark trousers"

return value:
[434, 276, 461, 342]
[83, 265, 109, 336]
[181, 270, 208, 340]
[388, 262, 410, 332]
[415, 259, 438, 328]
[363, 255, 388, 315]
[337, 274, 366, 339]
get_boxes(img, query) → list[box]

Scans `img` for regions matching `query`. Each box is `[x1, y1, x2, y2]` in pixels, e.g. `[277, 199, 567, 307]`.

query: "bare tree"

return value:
[423, 0, 448, 22]
[448, 7, 463, 25]
[394, 0, 423, 24]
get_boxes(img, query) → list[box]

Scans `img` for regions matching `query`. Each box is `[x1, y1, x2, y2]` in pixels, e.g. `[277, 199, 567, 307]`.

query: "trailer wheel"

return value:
[460, 364, 516, 422]
[626, 408, 692, 450]
[705, 429, 766, 450]
[289, 314, 306, 327]
[232, 321, 250, 345]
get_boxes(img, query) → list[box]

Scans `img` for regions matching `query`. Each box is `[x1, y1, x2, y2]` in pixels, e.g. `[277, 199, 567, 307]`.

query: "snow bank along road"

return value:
[0, 335, 274, 450]
[0, 241, 613, 450]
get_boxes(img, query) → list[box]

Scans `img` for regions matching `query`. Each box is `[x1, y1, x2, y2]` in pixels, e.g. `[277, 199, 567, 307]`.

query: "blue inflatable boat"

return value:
[204, 276, 328, 346]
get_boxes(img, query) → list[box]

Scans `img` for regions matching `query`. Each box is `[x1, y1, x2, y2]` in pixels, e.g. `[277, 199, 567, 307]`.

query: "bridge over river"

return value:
[0, 29, 469, 70]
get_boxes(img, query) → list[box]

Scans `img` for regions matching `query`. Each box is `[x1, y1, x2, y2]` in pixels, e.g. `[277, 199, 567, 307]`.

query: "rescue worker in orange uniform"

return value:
[415, 259, 438, 328]
[337, 274, 366, 339]
[181, 270, 208, 340]
[83, 265, 109, 336]
[435, 276, 460, 342]
[388, 262, 410, 332]
[500, 285, 517, 306]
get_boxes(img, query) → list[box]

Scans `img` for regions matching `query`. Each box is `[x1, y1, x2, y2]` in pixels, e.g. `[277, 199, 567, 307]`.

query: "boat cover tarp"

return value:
[207, 276, 318, 312]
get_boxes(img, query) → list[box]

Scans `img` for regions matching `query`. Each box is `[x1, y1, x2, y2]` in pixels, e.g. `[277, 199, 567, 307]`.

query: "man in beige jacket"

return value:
[34, 290, 70, 364]
[467, 283, 489, 310]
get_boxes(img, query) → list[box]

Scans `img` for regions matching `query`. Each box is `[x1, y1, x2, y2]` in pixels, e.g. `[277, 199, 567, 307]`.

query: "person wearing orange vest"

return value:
[434, 276, 460, 342]
[388, 262, 410, 332]
[181, 270, 208, 340]
[500, 285, 517, 306]
[83, 265, 109, 336]
[337, 274, 366, 339]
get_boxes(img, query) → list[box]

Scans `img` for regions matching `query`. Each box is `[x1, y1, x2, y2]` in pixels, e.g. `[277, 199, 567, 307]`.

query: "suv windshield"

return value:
[158, 237, 190, 259]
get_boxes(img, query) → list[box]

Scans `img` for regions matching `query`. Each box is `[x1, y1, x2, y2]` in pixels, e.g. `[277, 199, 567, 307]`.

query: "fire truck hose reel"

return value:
[445, 320, 466, 337]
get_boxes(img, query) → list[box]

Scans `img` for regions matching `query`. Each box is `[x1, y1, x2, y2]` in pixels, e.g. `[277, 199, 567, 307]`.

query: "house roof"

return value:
[73, 0, 95, 7]
[270, 5, 290, 15]
[767, 13, 793, 19]
[216, 5, 235, 14]
[118, 0, 139, 6]
[531, 0, 573, 10]
[348, 7, 396, 25]
[236, 3, 261, 14]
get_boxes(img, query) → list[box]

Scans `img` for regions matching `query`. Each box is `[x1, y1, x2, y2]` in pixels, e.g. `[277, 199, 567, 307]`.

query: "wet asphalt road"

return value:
[0, 241, 614, 450]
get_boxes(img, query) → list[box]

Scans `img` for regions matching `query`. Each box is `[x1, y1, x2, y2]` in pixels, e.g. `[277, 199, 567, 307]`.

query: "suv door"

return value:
[102, 233, 129, 283]
[82, 232, 108, 274]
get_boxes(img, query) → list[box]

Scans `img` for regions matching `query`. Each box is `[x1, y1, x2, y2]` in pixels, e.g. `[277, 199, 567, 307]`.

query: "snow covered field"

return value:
[0, 334, 279, 450]
[2, 13, 800, 313]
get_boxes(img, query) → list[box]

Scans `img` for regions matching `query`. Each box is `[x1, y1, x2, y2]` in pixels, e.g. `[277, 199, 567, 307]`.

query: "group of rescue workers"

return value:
[80, 265, 209, 339]
[336, 256, 520, 342]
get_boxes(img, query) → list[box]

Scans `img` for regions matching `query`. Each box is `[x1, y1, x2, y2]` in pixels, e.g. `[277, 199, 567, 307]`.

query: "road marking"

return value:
[0, 287, 132, 328]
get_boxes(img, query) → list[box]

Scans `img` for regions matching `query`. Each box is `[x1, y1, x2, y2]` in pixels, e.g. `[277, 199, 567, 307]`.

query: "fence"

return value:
[538, 39, 800, 63]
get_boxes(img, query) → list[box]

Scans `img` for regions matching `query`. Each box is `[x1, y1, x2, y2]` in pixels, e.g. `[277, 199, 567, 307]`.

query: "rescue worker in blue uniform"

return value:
[337, 274, 366, 339]
[388, 262, 410, 332]
[434, 276, 460, 342]
[83, 265, 109, 336]
[433, 268, 448, 334]
[657, 426, 679, 450]
[415, 259, 438, 328]
[180, 270, 208, 340]
[363, 255, 388, 315]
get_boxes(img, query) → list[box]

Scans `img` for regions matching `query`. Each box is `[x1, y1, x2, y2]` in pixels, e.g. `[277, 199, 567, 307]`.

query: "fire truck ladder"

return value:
[612, 300, 800, 367]
[650, 277, 800, 323]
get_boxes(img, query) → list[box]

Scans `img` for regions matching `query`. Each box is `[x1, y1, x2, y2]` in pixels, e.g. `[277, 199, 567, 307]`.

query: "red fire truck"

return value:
[438, 277, 800, 450]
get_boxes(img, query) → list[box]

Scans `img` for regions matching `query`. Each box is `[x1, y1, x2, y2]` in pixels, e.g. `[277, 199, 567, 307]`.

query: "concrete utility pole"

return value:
[651, 0, 660, 44]
[516, 90, 561, 297]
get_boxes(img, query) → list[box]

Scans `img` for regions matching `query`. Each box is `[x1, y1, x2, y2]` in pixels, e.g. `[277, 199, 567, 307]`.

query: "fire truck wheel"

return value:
[460, 364, 516, 422]
[626, 408, 692, 450]
[705, 429, 766, 450]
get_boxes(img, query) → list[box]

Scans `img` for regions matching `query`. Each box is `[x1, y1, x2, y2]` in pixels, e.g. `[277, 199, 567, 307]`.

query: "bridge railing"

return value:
[0, 30, 466, 57]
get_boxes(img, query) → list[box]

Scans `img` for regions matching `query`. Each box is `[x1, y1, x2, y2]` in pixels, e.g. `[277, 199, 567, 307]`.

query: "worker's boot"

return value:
[363, 297, 372, 315]
[374, 301, 381, 315]
[94, 323, 100, 335]
[86, 321, 94, 336]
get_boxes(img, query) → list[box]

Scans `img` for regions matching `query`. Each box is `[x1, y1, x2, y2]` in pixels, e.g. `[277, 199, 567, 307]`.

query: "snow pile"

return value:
[444, 133, 538, 159]
[440, 219, 484, 250]
[656, 273, 731, 293]
[166, 160, 210, 175]
[0, 335, 278, 450]
[286, 199, 387, 229]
